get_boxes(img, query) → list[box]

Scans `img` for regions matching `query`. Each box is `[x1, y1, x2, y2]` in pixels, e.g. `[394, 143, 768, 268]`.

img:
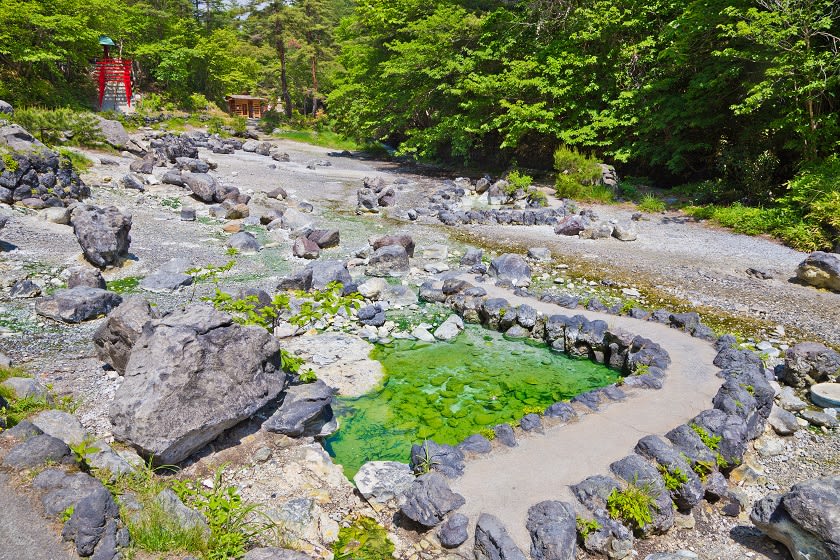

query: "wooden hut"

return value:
[225, 95, 267, 118]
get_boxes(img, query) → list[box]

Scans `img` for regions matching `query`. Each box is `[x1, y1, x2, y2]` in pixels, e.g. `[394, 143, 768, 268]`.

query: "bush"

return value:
[11, 107, 104, 147]
[554, 145, 602, 199]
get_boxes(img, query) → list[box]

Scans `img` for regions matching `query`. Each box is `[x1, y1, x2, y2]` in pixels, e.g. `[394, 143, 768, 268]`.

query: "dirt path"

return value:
[0, 473, 73, 560]
[450, 280, 723, 553]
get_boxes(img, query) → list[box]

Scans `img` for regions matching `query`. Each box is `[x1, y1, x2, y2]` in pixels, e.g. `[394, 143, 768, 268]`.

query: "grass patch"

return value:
[271, 129, 361, 151]
[57, 148, 94, 173]
[0, 365, 76, 429]
[106, 276, 142, 294]
[637, 194, 665, 213]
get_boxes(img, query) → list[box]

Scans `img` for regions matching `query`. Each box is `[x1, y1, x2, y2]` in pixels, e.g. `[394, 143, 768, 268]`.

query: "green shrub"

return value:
[606, 480, 659, 532]
[638, 194, 665, 213]
[479, 427, 496, 441]
[554, 145, 603, 200]
[11, 108, 104, 147]
[333, 516, 394, 560]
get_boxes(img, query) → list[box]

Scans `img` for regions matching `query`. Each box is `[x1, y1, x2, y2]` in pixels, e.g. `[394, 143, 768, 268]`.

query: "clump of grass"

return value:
[0, 365, 75, 428]
[638, 194, 665, 213]
[57, 148, 94, 173]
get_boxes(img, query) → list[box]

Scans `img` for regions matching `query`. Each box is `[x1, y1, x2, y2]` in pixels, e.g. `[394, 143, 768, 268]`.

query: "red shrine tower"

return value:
[95, 36, 133, 112]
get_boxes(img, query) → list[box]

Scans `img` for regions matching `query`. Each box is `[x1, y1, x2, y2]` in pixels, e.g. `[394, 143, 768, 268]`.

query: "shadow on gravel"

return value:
[659, 215, 699, 225]
[729, 524, 791, 560]
[0, 240, 18, 252]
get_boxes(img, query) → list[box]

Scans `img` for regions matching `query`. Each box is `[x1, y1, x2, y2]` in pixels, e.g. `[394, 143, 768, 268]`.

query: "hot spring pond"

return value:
[324, 324, 620, 478]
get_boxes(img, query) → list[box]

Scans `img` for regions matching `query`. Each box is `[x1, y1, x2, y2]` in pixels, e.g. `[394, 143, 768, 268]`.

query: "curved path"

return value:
[450, 281, 724, 553]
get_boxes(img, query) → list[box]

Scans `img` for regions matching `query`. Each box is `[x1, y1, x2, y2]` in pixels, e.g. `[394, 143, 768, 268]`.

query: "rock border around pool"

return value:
[353, 275, 780, 559]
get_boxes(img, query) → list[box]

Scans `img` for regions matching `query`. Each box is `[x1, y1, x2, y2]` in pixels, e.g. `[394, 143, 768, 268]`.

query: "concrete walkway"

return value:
[0, 473, 73, 560]
[449, 281, 724, 553]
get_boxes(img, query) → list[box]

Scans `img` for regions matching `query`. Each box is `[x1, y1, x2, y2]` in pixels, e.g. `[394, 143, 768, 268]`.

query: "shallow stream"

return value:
[324, 324, 620, 478]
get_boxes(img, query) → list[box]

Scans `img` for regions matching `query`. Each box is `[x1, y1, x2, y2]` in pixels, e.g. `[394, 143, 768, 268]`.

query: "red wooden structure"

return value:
[96, 58, 132, 109]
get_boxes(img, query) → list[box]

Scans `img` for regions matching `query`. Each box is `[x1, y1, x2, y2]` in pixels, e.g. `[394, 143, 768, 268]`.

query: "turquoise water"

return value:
[324, 324, 619, 478]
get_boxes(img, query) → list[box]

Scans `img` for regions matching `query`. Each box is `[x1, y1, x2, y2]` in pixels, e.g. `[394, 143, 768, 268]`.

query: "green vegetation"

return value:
[479, 427, 496, 441]
[69, 437, 100, 472]
[690, 423, 722, 451]
[173, 467, 275, 560]
[575, 516, 602, 539]
[2, 0, 837, 250]
[0, 365, 74, 429]
[657, 464, 689, 492]
[57, 148, 94, 173]
[412, 442, 440, 475]
[105, 276, 142, 294]
[11, 108, 104, 147]
[332, 516, 394, 560]
[638, 195, 666, 214]
[1, 151, 19, 172]
[606, 480, 659, 532]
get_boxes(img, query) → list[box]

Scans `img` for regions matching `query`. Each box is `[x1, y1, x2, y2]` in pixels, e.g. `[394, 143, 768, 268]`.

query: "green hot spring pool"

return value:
[324, 324, 620, 478]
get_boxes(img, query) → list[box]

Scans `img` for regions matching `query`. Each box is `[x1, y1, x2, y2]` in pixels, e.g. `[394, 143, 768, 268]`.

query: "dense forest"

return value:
[1, 0, 838, 248]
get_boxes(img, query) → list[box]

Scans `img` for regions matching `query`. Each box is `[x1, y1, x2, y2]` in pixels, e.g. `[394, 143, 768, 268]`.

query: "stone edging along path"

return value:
[405, 275, 773, 556]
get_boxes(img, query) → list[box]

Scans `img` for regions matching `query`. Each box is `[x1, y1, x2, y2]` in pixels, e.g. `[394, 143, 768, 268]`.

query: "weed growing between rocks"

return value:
[173, 466, 277, 560]
[332, 516, 394, 560]
[690, 423, 729, 468]
[0, 365, 75, 428]
[656, 464, 689, 492]
[575, 516, 601, 539]
[606, 479, 660, 534]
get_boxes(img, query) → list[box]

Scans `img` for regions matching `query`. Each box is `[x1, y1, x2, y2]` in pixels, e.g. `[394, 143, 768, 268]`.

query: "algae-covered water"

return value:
[324, 324, 620, 478]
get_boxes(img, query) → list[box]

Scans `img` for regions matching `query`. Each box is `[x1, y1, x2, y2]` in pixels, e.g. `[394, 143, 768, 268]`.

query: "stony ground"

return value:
[0, 126, 838, 560]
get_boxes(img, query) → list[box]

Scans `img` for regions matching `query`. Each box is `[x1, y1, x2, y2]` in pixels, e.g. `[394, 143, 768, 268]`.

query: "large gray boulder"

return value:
[634, 435, 703, 512]
[367, 245, 410, 277]
[35, 287, 122, 323]
[474, 513, 528, 560]
[0, 123, 47, 153]
[70, 205, 131, 268]
[109, 305, 286, 464]
[0, 100, 12, 115]
[94, 116, 130, 150]
[263, 380, 337, 437]
[796, 251, 840, 292]
[93, 296, 158, 375]
[353, 461, 415, 503]
[399, 473, 465, 528]
[182, 172, 219, 203]
[488, 254, 531, 286]
[751, 476, 840, 560]
[782, 342, 840, 388]
[279, 260, 353, 293]
[527, 501, 577, 560]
